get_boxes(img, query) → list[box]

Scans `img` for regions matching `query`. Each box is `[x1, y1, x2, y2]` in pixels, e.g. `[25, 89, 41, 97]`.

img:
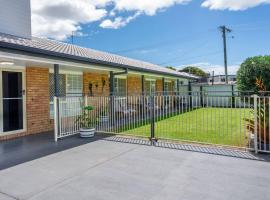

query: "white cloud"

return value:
[201, 0, 270, 11]
[178, 62, 240, 75]
[30, 0, 270, 40]
[100, 12, 141, 29]
[113, 0, 190, 16]
[31, 0, 190, 40]
[31, 0, 107, 40]
[100, 0, 190, 29]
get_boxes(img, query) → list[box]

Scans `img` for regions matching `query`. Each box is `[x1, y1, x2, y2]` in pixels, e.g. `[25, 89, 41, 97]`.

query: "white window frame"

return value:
[49, 70, 83, 119]
[145, 79, 156, 95]
[114, 76, 127, 96]
[164, 80, 172, 95]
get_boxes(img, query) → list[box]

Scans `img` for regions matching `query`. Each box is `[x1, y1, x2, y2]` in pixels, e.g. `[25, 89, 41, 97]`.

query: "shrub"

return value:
[237, 56, 270, 92]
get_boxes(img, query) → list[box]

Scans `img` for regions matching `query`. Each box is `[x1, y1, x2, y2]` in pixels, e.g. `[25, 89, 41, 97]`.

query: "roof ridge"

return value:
[0, 32, 197, 79]
[35, 37, 191, 76]
[34, 36, 162, 67]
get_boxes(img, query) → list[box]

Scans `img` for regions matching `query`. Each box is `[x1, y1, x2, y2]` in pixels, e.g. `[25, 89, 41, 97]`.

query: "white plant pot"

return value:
[80, 128, 95, 138]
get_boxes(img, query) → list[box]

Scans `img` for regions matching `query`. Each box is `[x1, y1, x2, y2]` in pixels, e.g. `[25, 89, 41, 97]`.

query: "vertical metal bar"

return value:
[141, 75, 145, 95]
[264, 97, 266, 151]
[177, 79, 180, 95]
[162, 78, 165, 95]
[188, 81, 192, 109]
[254, 95, 258, 153]
[109, 72, 115, 132]
[231, 84, 235, 108]
[54, 97, 59, 142]
[54, 64, 60, 97]
[258, 97, 261, 151]
[269, 97, 270, 148]
[150, 94, 155, 145]
[200, 86, 203, 107]
[243, 96, 246, 148]
[67, 97, 70, 136]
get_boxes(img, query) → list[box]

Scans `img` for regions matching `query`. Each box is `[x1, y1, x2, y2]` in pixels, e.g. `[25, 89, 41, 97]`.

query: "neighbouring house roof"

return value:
[0, 33, 197, 79]
[209, 75, 236, 78]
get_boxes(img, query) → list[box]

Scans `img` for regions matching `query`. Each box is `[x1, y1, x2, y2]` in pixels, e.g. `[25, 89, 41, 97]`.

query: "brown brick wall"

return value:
[0, 67, 52, 141]
[156, 79, 163, 93]
[127, 75, 142, 95]
[83, 72, 109, 96]
[155, 79, 175, 94]
[26, 67, 51, 135]
[0, 131, 27, 141]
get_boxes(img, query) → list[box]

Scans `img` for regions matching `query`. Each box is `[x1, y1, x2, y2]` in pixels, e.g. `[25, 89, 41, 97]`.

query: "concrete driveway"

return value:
[0, 139, 269, 200]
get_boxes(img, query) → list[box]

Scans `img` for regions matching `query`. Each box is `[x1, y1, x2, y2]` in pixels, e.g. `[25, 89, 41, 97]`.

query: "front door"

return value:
[2, 71, 24, 132]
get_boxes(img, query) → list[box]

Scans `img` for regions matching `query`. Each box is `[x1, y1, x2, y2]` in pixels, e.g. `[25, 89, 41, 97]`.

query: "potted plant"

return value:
[76, 105, 96, 138]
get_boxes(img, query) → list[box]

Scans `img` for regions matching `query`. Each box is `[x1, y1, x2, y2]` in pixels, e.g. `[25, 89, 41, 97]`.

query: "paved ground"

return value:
[0, 132, 115, 170]
[0, 138, 270, 200]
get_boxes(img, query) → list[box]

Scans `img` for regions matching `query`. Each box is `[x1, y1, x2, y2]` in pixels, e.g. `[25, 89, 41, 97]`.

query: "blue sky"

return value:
[31, 0, 270, 75]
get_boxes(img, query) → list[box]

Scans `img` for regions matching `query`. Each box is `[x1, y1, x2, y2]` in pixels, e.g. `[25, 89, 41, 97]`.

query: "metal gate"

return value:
[54, 93, 270, 153]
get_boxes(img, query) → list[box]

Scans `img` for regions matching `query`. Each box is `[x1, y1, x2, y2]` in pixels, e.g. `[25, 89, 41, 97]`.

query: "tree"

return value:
[166, 66, 176, 71]
[179, 66, 208, 77]
[237, 56, 270, 92]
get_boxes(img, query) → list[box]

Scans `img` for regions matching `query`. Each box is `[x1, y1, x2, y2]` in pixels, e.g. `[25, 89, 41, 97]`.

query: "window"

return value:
[174, 81, 184, 92]
[49, 73, 83, 118]
[221, 78, 226, 82]
[164, 82, 170, 94]
[114, 77, 126, 96]
[145, 80, 156, 95]
[66, 74, 83, 96]
[174, 81, 178, 92]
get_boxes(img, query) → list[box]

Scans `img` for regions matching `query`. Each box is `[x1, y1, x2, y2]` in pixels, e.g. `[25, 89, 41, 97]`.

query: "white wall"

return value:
[0, 0, 31, 39]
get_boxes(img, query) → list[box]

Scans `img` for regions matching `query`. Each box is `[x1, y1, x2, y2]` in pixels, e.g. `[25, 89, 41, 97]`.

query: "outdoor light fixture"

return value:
[0, 61, 14, 65]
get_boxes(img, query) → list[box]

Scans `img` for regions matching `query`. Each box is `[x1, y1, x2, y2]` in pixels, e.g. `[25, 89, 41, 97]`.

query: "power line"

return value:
[157, 37, 219, 66]
[233, 26, 270, 32]
[229, 20, 270, 28]
[110, 29, 216, 54]
[159, 50, 222, 66]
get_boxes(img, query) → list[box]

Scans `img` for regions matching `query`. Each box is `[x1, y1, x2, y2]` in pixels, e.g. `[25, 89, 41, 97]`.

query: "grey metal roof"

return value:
[0, 33, 197, 79]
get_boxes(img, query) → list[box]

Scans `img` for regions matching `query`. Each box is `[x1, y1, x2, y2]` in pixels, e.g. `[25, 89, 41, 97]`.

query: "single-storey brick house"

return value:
[0, 0, 196, 140]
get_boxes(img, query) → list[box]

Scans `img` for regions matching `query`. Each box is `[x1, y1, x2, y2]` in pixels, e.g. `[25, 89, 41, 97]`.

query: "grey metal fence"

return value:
[54, 92, 270, 153]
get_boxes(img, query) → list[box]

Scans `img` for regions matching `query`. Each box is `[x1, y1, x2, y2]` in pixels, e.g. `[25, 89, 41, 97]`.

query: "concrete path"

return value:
[0, 140, 269, 200]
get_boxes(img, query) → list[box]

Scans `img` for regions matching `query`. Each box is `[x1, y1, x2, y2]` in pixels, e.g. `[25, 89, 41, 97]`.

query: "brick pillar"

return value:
[127, 75, 142, 95]
[26, 67, 51, 135]
[156, 79, 163, 94]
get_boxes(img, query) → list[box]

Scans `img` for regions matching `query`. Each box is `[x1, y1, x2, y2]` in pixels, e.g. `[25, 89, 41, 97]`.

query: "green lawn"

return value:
[120, 108, 252, 147]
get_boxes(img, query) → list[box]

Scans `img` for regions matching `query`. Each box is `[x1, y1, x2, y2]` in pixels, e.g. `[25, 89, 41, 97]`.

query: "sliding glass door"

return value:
[1, 70, 24, 133]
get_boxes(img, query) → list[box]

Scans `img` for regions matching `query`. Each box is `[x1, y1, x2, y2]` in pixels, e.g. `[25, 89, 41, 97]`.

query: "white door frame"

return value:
[0, 67, 27, 135]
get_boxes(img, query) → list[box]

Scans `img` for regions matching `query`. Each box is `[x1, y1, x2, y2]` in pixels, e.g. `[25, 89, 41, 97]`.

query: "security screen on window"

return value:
[145, 80, 156, 95]
[49, 73, 83, 118]
[114, 78, 126, 96]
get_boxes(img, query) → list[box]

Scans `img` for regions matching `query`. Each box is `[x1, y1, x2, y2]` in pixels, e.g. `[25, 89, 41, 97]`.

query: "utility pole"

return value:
[219, 25, 232, 84]
[71, 31, 77, 44]
[212, 71, 214, 85]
